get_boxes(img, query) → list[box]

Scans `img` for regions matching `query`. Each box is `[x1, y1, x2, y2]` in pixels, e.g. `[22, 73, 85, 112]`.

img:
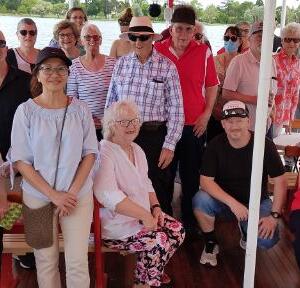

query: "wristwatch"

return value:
[270, 211, 282, 219]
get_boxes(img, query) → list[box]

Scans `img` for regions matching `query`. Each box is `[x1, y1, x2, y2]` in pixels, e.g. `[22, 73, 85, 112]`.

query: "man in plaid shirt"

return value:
[106, 16, 184, 215]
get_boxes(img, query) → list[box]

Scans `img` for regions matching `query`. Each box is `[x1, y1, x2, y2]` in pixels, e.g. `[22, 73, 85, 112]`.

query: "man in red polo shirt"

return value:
[155, 5, 218, 232]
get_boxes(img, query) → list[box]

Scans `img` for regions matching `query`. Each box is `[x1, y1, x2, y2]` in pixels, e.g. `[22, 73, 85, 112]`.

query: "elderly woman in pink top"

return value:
[273, 22, 300, 137]
[93, 100, 185, 288]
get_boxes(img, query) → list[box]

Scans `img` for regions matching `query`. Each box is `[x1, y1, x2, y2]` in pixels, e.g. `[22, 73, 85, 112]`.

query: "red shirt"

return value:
[155, 38, 218, 125]
[291, 190, 300, 211]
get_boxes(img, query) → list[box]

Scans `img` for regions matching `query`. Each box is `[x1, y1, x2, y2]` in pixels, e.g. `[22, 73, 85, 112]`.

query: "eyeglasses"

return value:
[284, 38, 300, 44]
[194, 33, 203, 41]
[19, 30, 37, 37]
[128, 34, 151, 42]
[0, 39, 6, 48]
[239, 29, 250, 34]
[221, 108, 248, 119]
[39, 65, 69, 76]
[224, 35, 238, 42]
[83, 35, 101, 42]
[59, 33, 75, 39]
[71, 16, 84, 20]
[115, 118, 140, 128]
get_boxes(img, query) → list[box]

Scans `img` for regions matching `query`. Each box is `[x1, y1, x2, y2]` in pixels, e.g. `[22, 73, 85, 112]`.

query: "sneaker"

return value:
[199, 242, 219, 266]
[238, 222, 247, 250]
[13, 253, 36, 269]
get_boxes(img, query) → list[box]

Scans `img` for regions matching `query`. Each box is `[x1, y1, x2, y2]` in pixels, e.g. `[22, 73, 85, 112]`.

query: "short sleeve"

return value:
[200, 139, 218, 178]
[10, 104, 33, 165]
[66, 62, 79, 98]
[264, 139, 284, 178]
[205, 49, 219, 88]
[93, 147, 127, 211]
[223, 57, 241, 91]
[81, 104, 98, 157]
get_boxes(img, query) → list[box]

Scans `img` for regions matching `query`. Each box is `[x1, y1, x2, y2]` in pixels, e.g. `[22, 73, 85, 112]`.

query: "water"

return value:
[0, 15, 227, 55]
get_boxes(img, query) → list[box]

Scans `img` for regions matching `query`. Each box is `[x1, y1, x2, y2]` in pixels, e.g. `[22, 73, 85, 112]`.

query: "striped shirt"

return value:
[67, 56, 116, 119]
[106, 48, 184, 151]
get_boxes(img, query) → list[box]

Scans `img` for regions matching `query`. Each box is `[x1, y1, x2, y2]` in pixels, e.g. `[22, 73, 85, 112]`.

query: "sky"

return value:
[199, 0, 299, 8]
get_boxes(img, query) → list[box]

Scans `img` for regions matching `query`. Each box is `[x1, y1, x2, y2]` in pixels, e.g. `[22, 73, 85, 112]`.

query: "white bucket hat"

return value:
[119, 16, 162, 41]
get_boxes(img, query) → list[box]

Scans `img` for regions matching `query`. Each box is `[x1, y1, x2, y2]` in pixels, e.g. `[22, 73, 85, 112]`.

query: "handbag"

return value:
[22, 99, 68, 249]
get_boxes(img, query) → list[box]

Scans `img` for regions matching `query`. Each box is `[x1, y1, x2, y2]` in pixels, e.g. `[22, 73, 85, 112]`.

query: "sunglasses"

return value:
[222, 108, 248, 119]
[224, 35, 238, 42]
[0, 39, 6, 48]
[83, 35, 101, 42]
[115, 118, 140, 128]
[194, 33, 203, 41]
[19, 30, 37, 37]
[284, 38, 300, 44]
[128, 34, 151, 42]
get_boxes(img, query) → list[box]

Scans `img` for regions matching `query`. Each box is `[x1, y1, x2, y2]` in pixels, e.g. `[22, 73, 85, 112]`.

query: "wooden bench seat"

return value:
[2, 233, 116, 255]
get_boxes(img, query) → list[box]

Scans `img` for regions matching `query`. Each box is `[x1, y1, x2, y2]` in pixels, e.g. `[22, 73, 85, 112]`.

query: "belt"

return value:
[141, 121, 166, 131]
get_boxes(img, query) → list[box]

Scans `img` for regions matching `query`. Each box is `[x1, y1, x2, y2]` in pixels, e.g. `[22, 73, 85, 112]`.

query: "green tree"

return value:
[5, 0, 22, 11]
[244, 5, 264, 22]
[190, 0, 203, 20]
[51, 2, 68, 17]
[255, 0, 263, 6]
[19, 0, 39, 14]
[31, 0, 52, 16]
[202, 5, 219, 24]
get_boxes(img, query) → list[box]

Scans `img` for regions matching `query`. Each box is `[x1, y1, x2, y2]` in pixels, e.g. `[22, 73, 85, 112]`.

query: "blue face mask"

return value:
[224, 40, 239, 53]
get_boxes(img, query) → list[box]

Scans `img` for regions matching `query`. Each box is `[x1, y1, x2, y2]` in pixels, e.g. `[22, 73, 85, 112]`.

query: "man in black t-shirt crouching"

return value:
[192, 100, 287, 267]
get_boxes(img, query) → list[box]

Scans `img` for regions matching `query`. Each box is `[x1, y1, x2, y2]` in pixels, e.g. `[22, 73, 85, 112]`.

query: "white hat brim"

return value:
[120, 31, 162, 41]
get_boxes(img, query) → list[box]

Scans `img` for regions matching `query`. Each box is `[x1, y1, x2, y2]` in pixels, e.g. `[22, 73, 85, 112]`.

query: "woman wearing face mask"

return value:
[207, 26, 242, 142]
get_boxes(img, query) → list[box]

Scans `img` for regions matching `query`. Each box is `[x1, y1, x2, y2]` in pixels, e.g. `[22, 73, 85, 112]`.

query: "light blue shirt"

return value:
[10, 97, 98, 201]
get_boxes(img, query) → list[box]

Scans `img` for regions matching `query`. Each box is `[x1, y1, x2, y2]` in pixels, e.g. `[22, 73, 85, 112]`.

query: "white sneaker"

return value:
[199, 243, 219, 266]
[238, 222, 247, 250]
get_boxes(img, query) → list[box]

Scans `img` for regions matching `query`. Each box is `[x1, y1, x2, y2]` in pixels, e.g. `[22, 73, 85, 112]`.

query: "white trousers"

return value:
[23, 192, 93, 288]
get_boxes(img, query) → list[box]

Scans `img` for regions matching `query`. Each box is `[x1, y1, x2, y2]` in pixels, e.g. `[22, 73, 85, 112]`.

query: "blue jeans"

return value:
[193, 190, 280, 249]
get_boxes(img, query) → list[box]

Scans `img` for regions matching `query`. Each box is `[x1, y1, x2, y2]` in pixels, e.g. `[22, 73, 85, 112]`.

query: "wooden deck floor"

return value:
[7, 220, 300, 288]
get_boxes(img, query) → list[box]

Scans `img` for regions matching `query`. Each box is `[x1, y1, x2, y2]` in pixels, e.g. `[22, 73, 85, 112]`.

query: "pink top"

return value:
[93, 140, 154, 240]
[273, 50, 300, 125]
[223, 50, 277, 131]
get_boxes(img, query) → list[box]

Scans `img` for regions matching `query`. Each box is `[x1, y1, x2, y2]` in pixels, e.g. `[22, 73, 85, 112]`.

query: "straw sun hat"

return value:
[119, 16, 162, 41]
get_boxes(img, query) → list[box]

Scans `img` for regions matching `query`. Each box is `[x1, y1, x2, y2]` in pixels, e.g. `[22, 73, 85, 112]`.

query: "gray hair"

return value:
[17, 18, 37, 32]
[102, 100, 141, 140]
[80, 23, 101, 39]
[281, 22, 300, 39]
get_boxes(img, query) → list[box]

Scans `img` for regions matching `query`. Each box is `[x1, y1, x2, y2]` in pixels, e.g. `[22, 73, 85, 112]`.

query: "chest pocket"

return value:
[147, 81, 165, 104]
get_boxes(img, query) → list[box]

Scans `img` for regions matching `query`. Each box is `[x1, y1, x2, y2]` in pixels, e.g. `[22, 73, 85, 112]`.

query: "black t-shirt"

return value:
[0, 65, 31, 160]
[201, 133, 284, 205]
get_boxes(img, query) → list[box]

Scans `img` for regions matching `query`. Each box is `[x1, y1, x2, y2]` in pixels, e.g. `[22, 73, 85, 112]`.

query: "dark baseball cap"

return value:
[171, 5, 196, 26]
[36, 47, 72, 67]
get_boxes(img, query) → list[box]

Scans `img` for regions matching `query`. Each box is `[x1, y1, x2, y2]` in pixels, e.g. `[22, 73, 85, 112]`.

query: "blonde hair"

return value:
[281, 22, 300, 39]
[102, 100, 140, 140]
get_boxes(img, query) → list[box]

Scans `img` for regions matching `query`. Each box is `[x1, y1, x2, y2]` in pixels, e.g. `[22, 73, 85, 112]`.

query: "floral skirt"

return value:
[103, 213, 185, 287]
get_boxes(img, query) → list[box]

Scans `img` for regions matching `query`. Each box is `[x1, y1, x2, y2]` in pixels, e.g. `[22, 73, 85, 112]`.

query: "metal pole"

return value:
[69, 0, 74, 9]
[243, 0, 276, 287]
[280, 0, 287, 33]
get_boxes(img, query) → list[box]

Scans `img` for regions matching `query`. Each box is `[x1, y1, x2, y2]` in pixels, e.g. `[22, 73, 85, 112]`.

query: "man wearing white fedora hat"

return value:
[106, 16, 184, 216]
